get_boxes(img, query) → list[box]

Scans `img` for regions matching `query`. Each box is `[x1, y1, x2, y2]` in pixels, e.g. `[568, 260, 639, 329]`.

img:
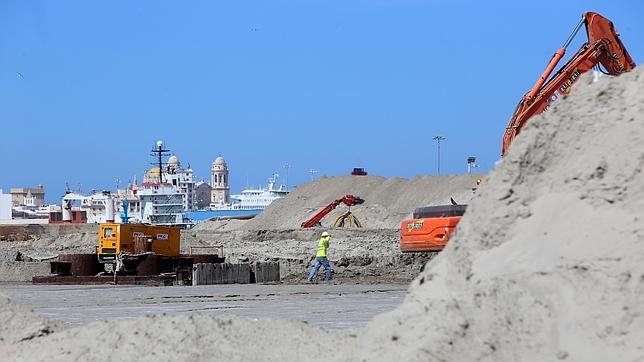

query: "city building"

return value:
[10, 185, 45, 207]
[194, 180, 212, 210]
[138, 183, 185, 225]
[61, 191, 115, 224]
[143, 154, 195, 212]
[210, 156, 230, 207]
[114, 179, 142, 222]
[166, 155, 196, 211]
[0, 189, 11, 221]
[137, 142, 189, 226]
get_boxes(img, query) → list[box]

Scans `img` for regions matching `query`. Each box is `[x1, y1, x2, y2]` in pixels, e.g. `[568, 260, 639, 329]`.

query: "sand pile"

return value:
[0, 312, 350, 361]
[349, 69, 644, 360]
[0, 293, 56, 345]
[0, 224, 97, 281]
[196, 174, 483, 232]
[0, 224, 97, 262]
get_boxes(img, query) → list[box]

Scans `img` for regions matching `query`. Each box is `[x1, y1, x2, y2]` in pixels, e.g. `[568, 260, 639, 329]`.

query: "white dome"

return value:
[168, 155, 179, 165]
[214, 156, 226, 165]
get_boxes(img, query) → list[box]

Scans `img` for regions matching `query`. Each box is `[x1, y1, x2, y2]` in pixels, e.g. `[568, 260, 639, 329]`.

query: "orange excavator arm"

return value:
[501, 12, 635, 156]
[301, 195, 364, 228]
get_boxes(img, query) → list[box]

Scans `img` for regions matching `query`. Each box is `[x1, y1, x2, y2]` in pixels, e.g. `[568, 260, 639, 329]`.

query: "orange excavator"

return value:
[502, 11, 635, 156]
[400, 12, 635, 253]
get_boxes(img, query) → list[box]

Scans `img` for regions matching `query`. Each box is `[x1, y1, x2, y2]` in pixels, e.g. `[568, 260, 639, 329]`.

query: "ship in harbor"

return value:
[214, 173, 288, 212]
[187, 173, 289, 223]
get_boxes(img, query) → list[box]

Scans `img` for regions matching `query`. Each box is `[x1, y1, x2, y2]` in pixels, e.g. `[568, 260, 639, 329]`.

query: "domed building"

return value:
[143, 167, 161, 184]
[141, 154, 196, 211]
[167, 155, 179, 173]
[210, 156, 230, 206]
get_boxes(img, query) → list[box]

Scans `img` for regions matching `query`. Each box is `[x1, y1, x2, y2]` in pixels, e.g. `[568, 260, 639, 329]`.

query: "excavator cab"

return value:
[400, 205, 467, 252]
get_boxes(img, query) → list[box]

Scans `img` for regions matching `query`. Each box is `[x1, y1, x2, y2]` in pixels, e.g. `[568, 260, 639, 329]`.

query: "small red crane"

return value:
[301, 195, 365, 228]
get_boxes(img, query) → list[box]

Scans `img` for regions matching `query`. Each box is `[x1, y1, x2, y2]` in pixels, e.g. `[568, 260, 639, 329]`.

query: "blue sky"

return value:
[1, 1, 642, 202]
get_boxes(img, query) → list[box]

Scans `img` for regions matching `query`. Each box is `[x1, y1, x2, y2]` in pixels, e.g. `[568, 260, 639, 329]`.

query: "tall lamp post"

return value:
[283, 162, 290, 190]
[467, 156, 479, 174]
[432, 136, 446, 175]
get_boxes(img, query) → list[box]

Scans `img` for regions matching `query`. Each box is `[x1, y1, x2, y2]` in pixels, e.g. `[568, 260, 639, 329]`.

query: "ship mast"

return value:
[151, 140, 170, 184]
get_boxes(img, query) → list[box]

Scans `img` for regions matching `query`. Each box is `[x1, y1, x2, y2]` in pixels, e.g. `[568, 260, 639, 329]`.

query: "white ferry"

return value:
[211, 174, 289, 212]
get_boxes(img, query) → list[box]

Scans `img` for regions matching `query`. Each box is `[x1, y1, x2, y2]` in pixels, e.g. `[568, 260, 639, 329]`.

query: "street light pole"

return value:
[283, 162, 290, 190]
[467, 156, 477, 174]
[432, 136, 446, 175]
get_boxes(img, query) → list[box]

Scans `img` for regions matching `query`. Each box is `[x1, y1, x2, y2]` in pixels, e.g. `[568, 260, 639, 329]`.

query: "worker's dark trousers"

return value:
[307, 257, 333, 281]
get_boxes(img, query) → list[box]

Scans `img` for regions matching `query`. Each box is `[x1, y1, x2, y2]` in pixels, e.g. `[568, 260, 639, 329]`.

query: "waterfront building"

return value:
[10, 185, 45, 207]
[137, 183, 185, 225]
[143, 155, 195, 212]
[114, 178, 142, 222]
[195, 180, 212, 210]
[166, 155, 196, 211]
[210, 156, 230, 207]
[0, 189, 11, 220]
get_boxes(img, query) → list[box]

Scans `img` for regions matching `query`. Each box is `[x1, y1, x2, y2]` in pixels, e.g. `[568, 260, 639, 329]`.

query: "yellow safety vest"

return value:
[316, 237, 329, 258]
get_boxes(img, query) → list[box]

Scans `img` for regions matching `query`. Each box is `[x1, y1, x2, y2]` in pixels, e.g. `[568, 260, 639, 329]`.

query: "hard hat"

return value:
[321, 231, 330, 237]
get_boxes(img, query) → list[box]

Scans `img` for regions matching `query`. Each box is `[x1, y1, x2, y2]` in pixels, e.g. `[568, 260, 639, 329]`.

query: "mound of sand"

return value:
[0, 293, 55, 345]
[0, 224, 97, 262]
[0, 312, 351, 361]
[207, 174, 483, 231]
[350, 69, 644, 360]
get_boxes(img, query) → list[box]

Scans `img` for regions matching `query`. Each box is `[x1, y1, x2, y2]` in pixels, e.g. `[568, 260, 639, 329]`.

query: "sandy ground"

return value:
[1, 283, 407, 330]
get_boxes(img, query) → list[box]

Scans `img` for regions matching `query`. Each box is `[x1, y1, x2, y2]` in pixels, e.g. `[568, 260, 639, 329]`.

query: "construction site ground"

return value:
[1, 283, 407, 329]
[0, 174, 481, 283]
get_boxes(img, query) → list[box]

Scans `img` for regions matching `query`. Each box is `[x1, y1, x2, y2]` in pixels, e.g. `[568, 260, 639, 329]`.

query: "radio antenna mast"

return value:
[151, 140, 171, 183]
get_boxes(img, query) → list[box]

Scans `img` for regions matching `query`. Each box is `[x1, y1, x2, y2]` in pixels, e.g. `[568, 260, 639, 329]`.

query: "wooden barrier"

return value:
[253, 261, 280, 283]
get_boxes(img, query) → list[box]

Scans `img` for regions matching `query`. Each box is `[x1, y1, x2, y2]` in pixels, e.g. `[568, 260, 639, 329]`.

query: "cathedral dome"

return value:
[214, 156, 226, 165]
[146, 167, 160, 176]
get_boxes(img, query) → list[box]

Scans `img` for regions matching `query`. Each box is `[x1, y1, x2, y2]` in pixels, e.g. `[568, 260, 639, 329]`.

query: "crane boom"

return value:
[301, 195, 364, 228]
[501, 12, 635, 156]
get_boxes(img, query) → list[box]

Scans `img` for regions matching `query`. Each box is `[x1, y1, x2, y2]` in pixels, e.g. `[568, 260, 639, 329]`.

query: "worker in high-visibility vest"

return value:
[307, 231, 333, 282]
